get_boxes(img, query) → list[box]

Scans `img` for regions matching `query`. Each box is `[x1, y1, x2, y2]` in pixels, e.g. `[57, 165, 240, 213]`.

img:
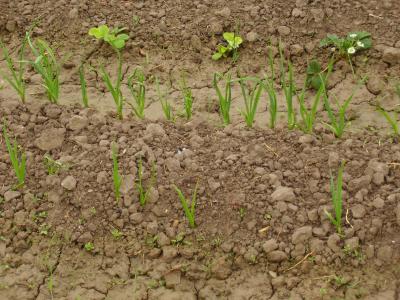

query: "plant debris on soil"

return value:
[0, 0, 400, 299]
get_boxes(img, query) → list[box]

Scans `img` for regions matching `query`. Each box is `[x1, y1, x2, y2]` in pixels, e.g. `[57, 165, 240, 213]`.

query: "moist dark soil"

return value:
[0, 0, 400, 299]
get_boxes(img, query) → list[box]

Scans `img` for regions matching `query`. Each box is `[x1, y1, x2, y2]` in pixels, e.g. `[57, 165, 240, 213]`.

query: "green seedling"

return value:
[173, 182, 198, 228]
[111, 143, 122, 203]
[89, 25, 129, 119]
[320, 74, 356, 138]
[263, 48, 278, 129]
[136, 158, 157, 206]
[111, 228, 123, 240]
[2, 124, 26, 188]
[279, 44, 296, 129]
[306, 60, 330, 90]
[238, 77, 263, 128]
[88, 25, 129, 51]
[43, 154, 68, 175]
[79, 64, 89, 108]
[213, 73, 232, 125]
[324, 161, 345, 235]
[212, 32, 243, 61]
[84, 242, 94, 252]
[239, 207, 246, 221]
[377, 106, 399, 136]
[27, 34, 60, 103]
[0, 37, 28, 103]
[155, 78, 174, 121]
[127, 68, 146, 119]
[320, 31, 372, 75]
[180, 75, 193, 120]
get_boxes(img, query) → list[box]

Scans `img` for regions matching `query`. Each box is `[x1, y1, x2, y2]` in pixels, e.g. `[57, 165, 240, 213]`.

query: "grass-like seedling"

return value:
[89, 25, 129, 119]
[79, 64, 89, 108]
[2, 124, 26, 188]
[0, 37, 28, 103]
[212, 32, 243, 61]
[27, 34, 60, 104]
[278, 44, 296, 129]
[136, 158, 157, 206]
[238, 77, 263, 128]
[111, 143, 122, 203]
[296, 83, 324, 133]
[180, 75, 193, 120]
[324, 161, 345, 236]
[213, 73, 232, 125]
[377, 106, 399, 136]
[173, 182, 198, 228]
[263, 48, 278, 129]
[155, 77, 174, 121]
[127, 68, 146, 119]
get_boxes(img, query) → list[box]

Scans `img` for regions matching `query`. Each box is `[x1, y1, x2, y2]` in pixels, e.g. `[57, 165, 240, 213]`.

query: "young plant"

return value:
[180, 75, 193, 121]
[213, 73, 232, 125]
[89, 25, 129, 119]
[173, 182, 198, 228]
[136, 158, 157, 206]
[127, 68, 146, 119]
[263, 48, 278, 129]
[324, 161, 345, 235]
[2, 124, 26, 188]
[155, 78, 174, 121]
[84, 242, 94, 252]
[238, 77, 263, 128]
[212, 32, 243, 61]
[27, 34, 60, 104]
[111, 143, 122, 203]
[278, 44, 296, 129]
[44, 154, 68, 175]
[79, 64, 89, 108]
[0, 37, 28, 103]
[306, 60, 330, 91]
[377, 106, 399, 136]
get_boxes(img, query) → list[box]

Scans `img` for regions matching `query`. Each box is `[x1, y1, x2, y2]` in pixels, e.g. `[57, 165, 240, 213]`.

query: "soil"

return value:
[0, 0, 400, 299]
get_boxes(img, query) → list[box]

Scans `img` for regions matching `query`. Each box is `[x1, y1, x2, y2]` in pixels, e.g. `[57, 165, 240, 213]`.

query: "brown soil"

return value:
[1, 0, 400, 299]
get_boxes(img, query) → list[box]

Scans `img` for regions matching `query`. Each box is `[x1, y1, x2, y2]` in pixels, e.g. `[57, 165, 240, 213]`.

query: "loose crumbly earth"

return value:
[0, 1, 400, 300]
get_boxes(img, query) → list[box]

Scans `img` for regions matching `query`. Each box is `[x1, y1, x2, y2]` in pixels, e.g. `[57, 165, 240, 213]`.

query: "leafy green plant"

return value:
[127, 68, 146, 119]
[320, 32, 372, 57]
[88, 25, 129, 51]
[263, 48, 278, 129]
[89, 25, 129, 119]
[84, 242, 94, 252]
[27, 34, 60, 104]
[173, 182, 198, 228]
[111, 228, 123, 240]
[136, 158, 157, 206]
[238, 77, 263, 128]
[377, 106, 399, 136]
[155, 78, 174, 121]
[306, 60, 330, 90]
[180, 75, 193, 120]
[212, 32, 243, 61]
[2, 123, 26, 188]
[0, 37, 28, 103]
[279, 44, 296, 129]
[324, 161, 345, 235]
[213, 73, 232, 125]
[111, 143, 122, 203]
[79, 64, 89, 108]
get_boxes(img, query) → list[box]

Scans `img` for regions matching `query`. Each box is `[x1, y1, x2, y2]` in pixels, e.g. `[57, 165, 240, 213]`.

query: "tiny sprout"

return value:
[212, 32, 243, 61]
[84, 242, 94, 252]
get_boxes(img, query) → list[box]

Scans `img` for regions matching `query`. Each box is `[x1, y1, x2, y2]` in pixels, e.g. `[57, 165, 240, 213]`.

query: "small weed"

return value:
[111, 228, 123, 240]
[238, 77, 263, 128]
[211, 236, 223, 248]
[324, 160, 345, 235]
[2, 123, 26, 189]
[212, 32, 243, 61]
[263, 47, 278, 129]
[171, 233, 191, 246]
[173, 182, 198, 228]
[84, 242, 94, 252]
[213, 72, 232, 125]
[127, 68, 146, 119]
[145, 235, 158, 248]
[136, 158, 157, 206]
[180, 75, 193, 120]
[0, 36, 28, 103]
[306, 59, 330, 91]
[44, 154, 68, 175]
[27, 33, 61, 104]
[155, 77, 174, 121]
[39, 223, 51, 236]
[111, 142, 122, 203]
[88, 25, 129, 51]
[377, 105, 399, 136]
[238, 207, 246, 221]
[132, 15, 140, 28]
[79, 64, 89, 108]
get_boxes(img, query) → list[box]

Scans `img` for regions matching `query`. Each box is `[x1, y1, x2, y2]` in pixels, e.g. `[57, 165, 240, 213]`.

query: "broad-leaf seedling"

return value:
[212, 32, 243, 61]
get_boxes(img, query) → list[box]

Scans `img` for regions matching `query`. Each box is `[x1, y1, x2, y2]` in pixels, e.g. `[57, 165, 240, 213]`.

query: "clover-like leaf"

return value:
[88, 25, 110, 39]
[112, 39, 126, 50]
